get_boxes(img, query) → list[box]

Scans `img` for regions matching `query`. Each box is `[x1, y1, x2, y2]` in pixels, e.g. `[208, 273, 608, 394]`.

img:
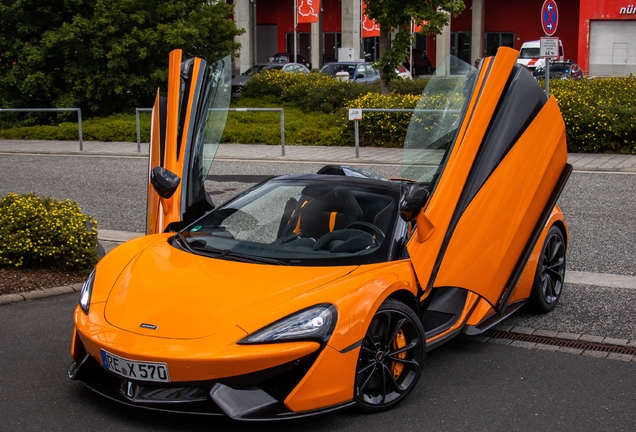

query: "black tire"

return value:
[526, 225, 566, 313]
[355, 298, 425, 413]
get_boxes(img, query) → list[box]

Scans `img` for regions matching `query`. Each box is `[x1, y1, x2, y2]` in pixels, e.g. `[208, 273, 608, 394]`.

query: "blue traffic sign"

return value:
[541, 0, 559, 36]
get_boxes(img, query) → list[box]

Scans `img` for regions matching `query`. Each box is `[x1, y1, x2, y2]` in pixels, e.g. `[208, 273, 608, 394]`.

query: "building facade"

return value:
[232, 0, 636, 76]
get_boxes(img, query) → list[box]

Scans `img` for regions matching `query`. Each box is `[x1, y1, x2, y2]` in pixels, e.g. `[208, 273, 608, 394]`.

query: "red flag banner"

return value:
[413, 20, 428, 33]
[362, 2, 380, 37]
[297, 0, 319, 24]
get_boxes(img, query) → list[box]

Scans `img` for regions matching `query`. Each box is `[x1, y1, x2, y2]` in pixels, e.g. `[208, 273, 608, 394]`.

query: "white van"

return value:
[517, 40, 564, 71]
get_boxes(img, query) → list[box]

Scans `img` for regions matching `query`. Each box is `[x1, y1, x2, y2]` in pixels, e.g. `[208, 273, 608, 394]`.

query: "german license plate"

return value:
[100, 350, 170, 383]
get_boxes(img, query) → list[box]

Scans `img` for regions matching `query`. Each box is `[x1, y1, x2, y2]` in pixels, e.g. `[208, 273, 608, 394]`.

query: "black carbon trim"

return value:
[495, 163, 572, 314]
[339, 339, 362, 354]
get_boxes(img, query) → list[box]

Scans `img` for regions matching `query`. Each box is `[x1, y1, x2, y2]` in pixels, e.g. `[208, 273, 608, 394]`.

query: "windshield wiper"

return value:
[175, 233, 285, 265]
[196, 246, 287, 265]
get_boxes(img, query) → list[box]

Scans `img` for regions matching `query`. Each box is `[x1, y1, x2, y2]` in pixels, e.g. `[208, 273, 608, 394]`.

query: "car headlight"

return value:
[79, 269, 96, 315]
[239, 304, 337, 345]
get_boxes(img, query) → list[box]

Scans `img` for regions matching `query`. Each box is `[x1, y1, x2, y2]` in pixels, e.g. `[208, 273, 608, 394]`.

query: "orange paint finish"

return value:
[434, 97, 568, 307]
[75, 303, 321, 382]
[407, 49, 521, 288]
[285, 345, 359, 412]
[319, 261, 418, 353]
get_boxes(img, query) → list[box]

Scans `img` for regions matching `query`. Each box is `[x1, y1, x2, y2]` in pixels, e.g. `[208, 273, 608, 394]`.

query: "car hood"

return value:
[104, 240, 355, 340]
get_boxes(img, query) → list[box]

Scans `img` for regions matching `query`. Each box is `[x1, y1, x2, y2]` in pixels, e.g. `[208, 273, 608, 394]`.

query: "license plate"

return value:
[100, 350, 170, 383]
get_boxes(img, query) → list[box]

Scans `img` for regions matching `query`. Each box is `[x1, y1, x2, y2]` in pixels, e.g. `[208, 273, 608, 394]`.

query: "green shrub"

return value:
[0, 113, 151, 142]
[339, 93, 420, 147]
[0, 193, 98, 270]
[241, 70, 379, 113]
[549, 77, 636, 154]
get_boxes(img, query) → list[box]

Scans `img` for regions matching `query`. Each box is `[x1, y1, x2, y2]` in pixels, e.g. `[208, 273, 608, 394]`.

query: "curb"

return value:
[0, 283, 83, 306]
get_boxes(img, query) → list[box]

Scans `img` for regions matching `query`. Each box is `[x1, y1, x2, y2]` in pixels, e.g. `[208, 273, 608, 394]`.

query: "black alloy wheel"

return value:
[527, 225, 566, 313]
[355, 299, 425, 412]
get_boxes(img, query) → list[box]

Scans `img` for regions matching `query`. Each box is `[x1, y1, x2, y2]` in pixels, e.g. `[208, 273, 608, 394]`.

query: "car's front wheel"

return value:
[355, 298, 425, 413]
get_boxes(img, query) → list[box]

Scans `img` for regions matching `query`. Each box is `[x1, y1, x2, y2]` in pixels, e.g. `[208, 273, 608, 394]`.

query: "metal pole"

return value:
[135, 109, 141, 153]
[294, 1, 298, 63]
[545, 60, 551, 98]
[76, 109, 84, 151]
[354, 119, 360, 159]
[410, 20, 414, 78]
[280, 109, 285, 156]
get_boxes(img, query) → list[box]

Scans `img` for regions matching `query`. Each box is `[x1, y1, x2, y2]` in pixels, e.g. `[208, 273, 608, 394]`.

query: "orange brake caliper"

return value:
[392, 329, 407, 379]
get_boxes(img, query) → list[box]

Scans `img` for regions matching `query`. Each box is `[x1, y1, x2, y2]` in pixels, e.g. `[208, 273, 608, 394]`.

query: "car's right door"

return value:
[404, 48, 571, 315]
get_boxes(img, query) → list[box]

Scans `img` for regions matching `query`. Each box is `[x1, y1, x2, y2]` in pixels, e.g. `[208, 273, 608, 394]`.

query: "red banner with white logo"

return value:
[362, 2, 380, 37]
[297, 0, 319, 24]
[413, 20, 428, 33]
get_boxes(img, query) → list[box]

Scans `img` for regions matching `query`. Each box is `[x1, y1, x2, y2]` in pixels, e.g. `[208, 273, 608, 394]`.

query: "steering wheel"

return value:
[345, 221, 385, 245]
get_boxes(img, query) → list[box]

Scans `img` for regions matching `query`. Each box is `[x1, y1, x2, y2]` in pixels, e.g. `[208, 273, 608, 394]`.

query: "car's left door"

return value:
[146, 50, 231, 234]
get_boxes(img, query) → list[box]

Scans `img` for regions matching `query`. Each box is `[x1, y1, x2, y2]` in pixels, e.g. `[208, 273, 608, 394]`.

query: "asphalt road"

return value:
[1, 294, 635, 432]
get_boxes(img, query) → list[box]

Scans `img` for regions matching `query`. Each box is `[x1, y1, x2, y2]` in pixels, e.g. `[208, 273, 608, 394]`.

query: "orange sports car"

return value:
[68, 48, 571, 420]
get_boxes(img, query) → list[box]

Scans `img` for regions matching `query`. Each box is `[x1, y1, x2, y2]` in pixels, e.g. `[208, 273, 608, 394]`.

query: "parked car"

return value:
[231, 62, 309, 96]
[408, 49, 433, 75]
[68, 48, 571, 421]
[396, 63, 412, 79]
[269, 52, 312, 70]
[516, 39, 565, 73]
[320, 62, 380, 83]
[534, 60, 584, 80]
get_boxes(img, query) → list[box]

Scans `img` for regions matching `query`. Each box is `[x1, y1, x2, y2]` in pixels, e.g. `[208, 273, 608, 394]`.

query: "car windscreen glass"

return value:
[244, 65, 266, 76]
[180, 177, 400, 266]
[321, 64, 352, 77]
[402, 55, 477, 186]
[519, 48, 540, 58]
[184, 56, 231, 210]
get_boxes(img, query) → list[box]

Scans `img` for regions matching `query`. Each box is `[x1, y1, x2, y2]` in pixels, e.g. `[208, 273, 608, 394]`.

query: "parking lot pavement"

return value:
[1, 140, 636, 172]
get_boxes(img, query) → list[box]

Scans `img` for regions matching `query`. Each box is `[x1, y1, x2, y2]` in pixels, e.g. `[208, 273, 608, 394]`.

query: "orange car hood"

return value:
[104, 240, 355, 339]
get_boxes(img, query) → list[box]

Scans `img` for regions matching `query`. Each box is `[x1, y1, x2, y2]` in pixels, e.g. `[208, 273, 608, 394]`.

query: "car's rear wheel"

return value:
[355, 298, 425, 413]
[527, 225, 566, 313]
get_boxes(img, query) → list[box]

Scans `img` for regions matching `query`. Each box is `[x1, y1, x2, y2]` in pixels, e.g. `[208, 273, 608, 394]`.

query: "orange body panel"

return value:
[434, 97, 567, 306]
[285, 346, 359, 412]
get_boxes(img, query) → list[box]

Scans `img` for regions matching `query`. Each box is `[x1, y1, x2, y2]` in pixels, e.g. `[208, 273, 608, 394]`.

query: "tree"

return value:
[0, 0, 243, 117]
[364, 0, 465, 94]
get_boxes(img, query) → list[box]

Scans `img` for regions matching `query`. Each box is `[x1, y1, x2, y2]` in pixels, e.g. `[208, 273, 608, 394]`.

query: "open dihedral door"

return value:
[147, 50, 231, 234]
[405, 47, 572, 315]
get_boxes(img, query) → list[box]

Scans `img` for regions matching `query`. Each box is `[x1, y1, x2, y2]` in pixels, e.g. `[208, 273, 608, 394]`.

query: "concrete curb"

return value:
[0, 283, 83, 305]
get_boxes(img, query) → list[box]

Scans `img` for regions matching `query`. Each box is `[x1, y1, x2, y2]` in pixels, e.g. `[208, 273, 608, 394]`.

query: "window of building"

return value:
[484, 32, 515, 57]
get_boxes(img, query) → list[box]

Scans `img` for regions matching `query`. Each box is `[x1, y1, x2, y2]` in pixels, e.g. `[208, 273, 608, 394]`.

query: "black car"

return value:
[270, 53, 312, 70]
[534, 61, 584, 80]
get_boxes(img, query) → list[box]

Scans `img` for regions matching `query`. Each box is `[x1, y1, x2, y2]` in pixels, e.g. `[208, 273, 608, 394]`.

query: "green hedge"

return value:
[0, 193, 98, 270]
[0, 75, 634, 153]
[547, 77, 636, 153]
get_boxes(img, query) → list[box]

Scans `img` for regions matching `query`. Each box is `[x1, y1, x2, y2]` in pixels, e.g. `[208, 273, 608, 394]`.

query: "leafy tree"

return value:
[0, 0, 243, 117]
[364, 0, 465, 94]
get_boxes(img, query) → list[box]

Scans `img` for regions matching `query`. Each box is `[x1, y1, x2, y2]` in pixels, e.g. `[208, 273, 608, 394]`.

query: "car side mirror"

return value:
[151, 166, 181, 199]
[357, 73, 365, 79]
[399, 184, 430, 222]
[400, 184, 436, 243]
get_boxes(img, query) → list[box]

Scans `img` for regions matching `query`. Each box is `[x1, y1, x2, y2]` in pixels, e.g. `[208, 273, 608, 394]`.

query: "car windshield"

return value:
[243, 65, 267, 76]
[272, 55, 291, 63]
[321, 64, 355, 79]
[401, 55, 477, 185]
[519, 48, 540, 58]
[180, 176, 401, 266]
